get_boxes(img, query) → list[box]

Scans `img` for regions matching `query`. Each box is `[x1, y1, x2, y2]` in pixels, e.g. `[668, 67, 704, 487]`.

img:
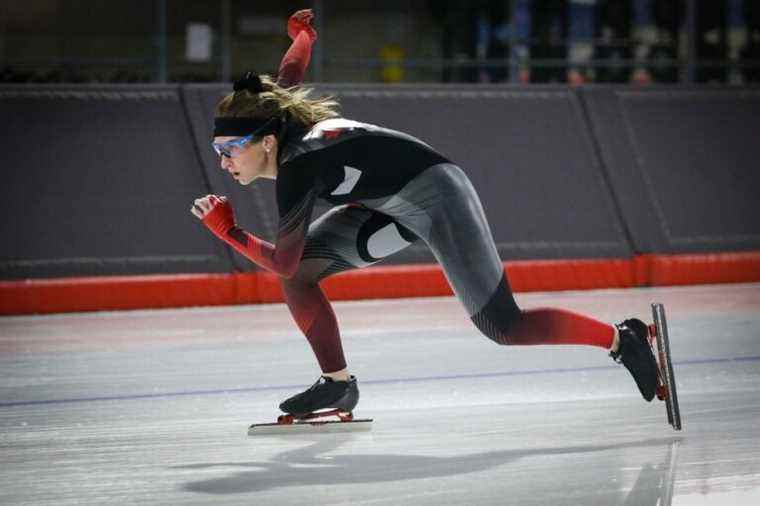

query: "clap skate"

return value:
[611, 304, 682, 431]
[648, 303, 682, 431]
[248, 376, 372, 435]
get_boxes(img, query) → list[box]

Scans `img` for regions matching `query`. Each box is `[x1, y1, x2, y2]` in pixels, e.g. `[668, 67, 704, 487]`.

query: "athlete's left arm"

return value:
[277, 9, 318, 88]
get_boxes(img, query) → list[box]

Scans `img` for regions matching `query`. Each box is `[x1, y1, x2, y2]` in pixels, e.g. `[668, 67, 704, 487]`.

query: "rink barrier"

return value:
[3, 84, 758, 282]
[2, 251, 759, 315]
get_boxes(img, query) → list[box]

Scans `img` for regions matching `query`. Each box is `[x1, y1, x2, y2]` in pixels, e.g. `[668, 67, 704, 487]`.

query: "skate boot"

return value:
[610, 319, 658, 401]
[279, 376, 359, 417]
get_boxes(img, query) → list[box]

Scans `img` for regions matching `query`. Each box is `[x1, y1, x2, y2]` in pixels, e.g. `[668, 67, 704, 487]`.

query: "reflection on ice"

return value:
[178, 436, 685, 506]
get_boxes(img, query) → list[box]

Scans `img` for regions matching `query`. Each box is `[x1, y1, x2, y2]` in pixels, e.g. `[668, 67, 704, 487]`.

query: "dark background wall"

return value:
[0, 85, 231, 279]
[1, 84, 759, 280]
[581, 87, 760, 254]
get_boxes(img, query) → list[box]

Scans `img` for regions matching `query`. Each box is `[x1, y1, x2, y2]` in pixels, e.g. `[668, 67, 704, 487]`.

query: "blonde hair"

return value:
[215, 74, 340, 129]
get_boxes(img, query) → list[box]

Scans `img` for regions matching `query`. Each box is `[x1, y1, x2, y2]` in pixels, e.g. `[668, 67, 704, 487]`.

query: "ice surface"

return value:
[1, 283, 759, 505]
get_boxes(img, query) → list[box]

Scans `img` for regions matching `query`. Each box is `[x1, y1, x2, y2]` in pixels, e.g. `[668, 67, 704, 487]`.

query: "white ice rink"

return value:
[1, 283, 759, 505]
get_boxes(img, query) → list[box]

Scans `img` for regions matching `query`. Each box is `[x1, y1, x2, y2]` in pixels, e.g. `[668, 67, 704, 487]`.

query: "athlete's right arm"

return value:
[192, 157, 320, 279]
[193, 194, 314, 279]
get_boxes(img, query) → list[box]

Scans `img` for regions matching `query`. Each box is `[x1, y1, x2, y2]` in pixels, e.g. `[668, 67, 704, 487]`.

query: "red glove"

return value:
[201, 196, 236, 242]
[287, 9, 317, 43]
[195, 194, 299, 278]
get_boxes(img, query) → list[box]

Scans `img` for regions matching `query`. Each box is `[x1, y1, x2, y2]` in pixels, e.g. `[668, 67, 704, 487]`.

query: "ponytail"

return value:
[215, 74, 340, 129]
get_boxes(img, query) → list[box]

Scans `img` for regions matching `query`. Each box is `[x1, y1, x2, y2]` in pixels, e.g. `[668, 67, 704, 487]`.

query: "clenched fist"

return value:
[191, 195, 236, 240]
[288, 9, 317, 43]
[191, 194, 226, 220]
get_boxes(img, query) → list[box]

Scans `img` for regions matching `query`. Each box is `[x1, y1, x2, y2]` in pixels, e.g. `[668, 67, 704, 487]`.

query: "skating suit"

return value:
[270, 118, 522, 371]
[215, 13, 615, 373]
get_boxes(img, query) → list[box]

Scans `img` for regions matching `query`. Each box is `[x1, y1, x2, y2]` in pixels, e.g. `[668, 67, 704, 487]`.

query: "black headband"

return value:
[213, 115, 281, 137]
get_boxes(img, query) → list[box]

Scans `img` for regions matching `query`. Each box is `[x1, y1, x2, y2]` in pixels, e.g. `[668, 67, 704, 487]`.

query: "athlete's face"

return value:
[214, 135, 277, 184]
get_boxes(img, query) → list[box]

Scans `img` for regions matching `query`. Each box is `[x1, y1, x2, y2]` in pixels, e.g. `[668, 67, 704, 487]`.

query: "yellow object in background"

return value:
[380, 44, 405, 83]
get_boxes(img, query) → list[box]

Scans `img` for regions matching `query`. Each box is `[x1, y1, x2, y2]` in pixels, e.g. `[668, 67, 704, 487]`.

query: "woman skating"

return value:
[191, 9, 658, 418]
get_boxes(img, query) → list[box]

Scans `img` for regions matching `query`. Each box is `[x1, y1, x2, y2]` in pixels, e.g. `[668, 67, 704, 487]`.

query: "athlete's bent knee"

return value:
[469, 275, 522, 345]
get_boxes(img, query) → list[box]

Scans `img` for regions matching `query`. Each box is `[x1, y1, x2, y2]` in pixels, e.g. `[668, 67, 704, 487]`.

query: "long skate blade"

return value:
[248, 419, 373, 436]
[652, 303, 682, 431]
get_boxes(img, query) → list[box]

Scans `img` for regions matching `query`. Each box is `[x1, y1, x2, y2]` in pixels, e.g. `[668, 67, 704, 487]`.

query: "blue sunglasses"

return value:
[212, 133, 257, 158]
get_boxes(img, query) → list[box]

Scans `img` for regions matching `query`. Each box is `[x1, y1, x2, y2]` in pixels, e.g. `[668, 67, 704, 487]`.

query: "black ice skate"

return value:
[248, 376, 371, 435]
[279, 375, 360, 416]
[610, 318, 659, 402]
[610, 305, 681, 431]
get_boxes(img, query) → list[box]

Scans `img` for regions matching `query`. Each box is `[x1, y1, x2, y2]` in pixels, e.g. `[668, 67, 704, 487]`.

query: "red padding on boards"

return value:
[646, 251, 760, 286]
[1, 251, 759, 315]
[0, 274, 239, 314]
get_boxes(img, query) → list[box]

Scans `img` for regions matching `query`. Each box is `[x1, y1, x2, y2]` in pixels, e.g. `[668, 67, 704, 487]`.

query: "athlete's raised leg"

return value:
[369, 163, 657, 399]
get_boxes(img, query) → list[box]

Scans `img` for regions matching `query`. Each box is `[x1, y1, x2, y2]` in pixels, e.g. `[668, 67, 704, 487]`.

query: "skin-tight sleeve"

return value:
[277, 9, 317, 87]
[202, 189, 316, 279]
